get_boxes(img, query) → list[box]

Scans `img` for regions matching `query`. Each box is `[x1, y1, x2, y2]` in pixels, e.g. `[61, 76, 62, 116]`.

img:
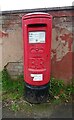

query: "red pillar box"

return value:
[22, 12, 52, 103]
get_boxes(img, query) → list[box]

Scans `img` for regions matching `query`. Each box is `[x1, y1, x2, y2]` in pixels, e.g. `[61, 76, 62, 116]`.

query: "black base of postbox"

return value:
[24, 82, 50, 104]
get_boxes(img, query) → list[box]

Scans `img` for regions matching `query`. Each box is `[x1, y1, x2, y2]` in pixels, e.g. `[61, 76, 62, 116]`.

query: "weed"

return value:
[11, 102, 20, 112]
[2, 68, 13, 92]
[49, 77, 65, 96]
[2, 69, 73, 112]
[2, 68, 24, 99]
[51, 98, 62, 105]
[49, 77, 73, 101]
[0, 71, 2, 99]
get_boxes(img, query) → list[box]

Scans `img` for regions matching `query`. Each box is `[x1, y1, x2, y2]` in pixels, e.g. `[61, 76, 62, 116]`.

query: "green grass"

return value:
[2, 68, 24, 101]
[49, 77, 73, 102]
[0, 71, 2, 100]
[2, 69, 73, 111]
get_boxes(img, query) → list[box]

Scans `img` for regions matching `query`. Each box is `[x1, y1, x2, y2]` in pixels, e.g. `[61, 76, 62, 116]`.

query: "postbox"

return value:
[22, 12, 52, 103]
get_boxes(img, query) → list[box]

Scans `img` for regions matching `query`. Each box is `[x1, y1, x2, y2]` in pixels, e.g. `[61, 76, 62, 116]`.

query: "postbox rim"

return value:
[22, 12, 52, 20]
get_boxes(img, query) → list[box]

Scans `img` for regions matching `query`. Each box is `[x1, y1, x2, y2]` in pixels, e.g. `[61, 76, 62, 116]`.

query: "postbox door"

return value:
[23, 17, 52, 86]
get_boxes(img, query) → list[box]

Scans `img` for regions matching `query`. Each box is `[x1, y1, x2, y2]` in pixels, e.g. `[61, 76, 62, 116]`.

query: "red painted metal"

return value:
[22, 13, 52, 86]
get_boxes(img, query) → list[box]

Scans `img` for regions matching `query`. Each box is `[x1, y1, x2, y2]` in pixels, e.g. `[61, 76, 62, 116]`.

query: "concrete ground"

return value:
[2, 102, 73, 119]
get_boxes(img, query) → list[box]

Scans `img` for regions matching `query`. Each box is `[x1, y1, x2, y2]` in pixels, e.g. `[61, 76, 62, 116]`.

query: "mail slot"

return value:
[22, 12, 52, 103]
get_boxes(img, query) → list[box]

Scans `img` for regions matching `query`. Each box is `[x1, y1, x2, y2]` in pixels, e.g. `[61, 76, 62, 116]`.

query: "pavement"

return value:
[50, 102, 73, 118]
[2, 102, 73, 119]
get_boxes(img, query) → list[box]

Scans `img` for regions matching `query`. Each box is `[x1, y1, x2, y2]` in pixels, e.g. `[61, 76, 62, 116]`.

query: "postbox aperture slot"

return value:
[28, 24, 47, 28]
